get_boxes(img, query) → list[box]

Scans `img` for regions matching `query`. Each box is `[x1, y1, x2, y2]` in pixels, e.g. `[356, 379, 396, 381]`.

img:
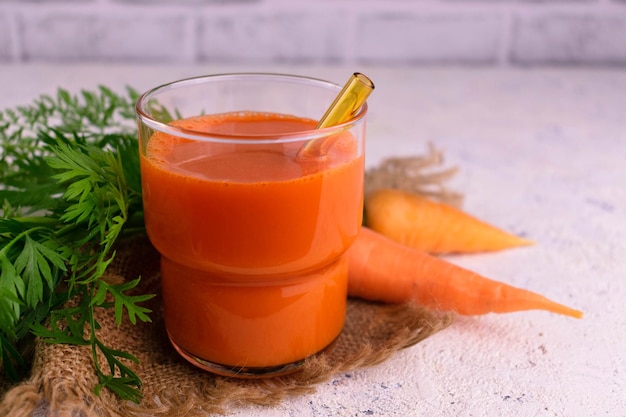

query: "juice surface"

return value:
[140, 111, 364, 368]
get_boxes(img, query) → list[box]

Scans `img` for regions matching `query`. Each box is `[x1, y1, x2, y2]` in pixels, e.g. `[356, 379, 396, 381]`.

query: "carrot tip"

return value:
[564, 308, 584, 319]
[549, 303, 584, 319]
[509, 237, 534, 248]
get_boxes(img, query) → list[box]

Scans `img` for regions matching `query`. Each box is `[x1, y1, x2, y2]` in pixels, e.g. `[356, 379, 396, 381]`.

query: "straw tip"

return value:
[354, 73, 375, 90]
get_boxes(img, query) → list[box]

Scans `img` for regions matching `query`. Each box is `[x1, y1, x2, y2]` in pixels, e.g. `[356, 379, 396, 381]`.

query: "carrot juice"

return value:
[136, 74, 367, 377]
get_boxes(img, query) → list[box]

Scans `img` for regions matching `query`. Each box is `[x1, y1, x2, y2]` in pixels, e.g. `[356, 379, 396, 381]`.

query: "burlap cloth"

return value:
[0, 149, 457, 416]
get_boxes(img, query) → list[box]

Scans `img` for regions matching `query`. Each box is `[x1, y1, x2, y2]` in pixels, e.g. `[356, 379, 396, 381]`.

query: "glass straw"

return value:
[316, 72, 374, 129]
[298, 72, 374, 158]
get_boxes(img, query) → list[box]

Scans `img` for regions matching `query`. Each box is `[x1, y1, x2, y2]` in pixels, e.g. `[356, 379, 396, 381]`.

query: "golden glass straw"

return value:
[299, 72, 374, 158]
[316, 72, 374, 129]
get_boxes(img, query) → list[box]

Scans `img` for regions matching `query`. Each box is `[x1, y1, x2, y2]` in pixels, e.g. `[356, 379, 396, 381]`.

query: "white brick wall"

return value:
[354, 12, 502, 65]
[197, 10, 348, 64]
[511, 13, 626, 65]
[0, 0, 625, 66]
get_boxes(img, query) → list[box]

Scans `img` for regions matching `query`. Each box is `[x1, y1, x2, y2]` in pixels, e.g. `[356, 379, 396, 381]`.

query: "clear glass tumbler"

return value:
[136, 73, 367, 377]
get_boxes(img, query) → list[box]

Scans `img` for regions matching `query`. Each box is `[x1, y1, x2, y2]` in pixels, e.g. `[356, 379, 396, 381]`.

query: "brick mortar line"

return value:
[5, 2, 625, 16]
[497, 7, 514, 67]
[5, 1, 623, 13]
[2, 7, 21, 61]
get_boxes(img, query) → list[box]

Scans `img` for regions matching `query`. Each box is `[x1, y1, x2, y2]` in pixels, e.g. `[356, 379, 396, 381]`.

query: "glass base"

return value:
[168, 332, 310, 378]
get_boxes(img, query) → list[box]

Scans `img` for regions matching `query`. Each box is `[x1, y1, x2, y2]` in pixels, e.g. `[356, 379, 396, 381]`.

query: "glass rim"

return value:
[135, 72, 369, 144]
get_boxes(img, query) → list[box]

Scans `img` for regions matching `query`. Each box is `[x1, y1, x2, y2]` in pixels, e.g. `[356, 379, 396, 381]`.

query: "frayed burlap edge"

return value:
[365, 142, 463, 208]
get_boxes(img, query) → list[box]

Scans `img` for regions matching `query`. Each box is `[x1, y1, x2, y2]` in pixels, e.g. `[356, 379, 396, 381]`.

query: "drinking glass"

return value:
[136, 73, 367, 377]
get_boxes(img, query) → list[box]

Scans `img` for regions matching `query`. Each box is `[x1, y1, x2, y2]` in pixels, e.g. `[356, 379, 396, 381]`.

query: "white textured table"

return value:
[1, 64, 624, 417]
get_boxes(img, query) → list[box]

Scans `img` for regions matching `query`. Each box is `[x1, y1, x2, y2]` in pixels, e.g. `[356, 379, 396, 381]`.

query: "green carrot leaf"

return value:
[1, 85, 152, 396]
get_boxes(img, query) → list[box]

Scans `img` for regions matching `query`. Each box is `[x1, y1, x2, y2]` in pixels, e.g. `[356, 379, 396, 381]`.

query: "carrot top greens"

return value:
[0, 87, 151, 403]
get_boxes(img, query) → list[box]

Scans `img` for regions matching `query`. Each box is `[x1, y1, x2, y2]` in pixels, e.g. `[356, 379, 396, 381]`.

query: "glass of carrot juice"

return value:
[135, 73, 367, 377]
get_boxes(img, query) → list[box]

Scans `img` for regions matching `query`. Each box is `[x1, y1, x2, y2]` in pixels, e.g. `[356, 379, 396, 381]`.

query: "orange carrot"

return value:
[348, 227, 583, 318]
[364, 188, 533, 254]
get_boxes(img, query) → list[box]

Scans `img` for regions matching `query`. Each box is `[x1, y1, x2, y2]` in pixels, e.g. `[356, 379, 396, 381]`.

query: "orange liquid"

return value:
[140, 112, 364, 370]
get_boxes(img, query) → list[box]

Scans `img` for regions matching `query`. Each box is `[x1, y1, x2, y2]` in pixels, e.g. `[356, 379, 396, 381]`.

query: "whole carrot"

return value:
[365, 188, 533, 254]
[348, 227, 583, 318]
